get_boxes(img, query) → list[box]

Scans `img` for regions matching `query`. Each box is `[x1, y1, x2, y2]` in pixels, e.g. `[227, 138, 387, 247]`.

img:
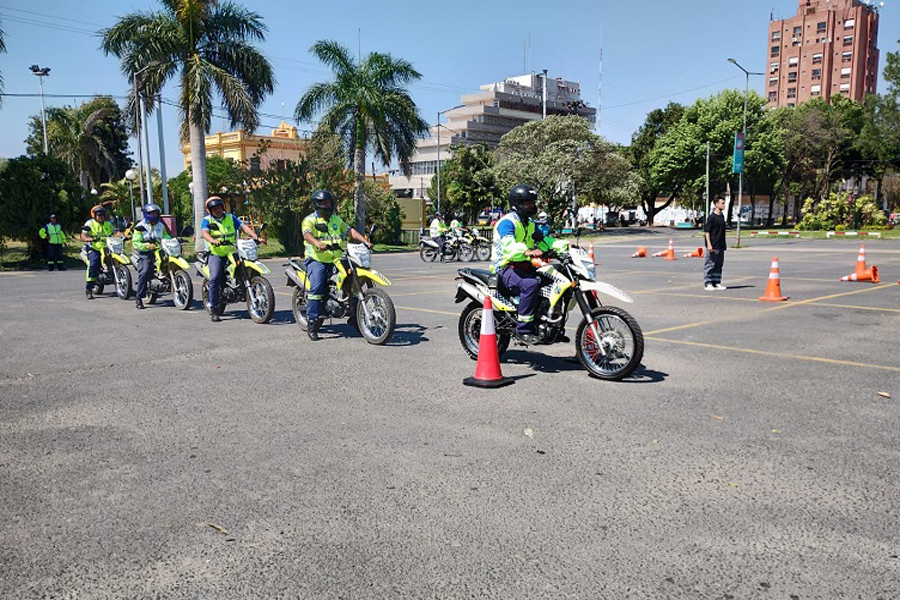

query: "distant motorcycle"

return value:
[459, 227, 491, 262]
[130, 225, 194, 310]
[419, 234, 460, 262]
[80, 235, 132, 300]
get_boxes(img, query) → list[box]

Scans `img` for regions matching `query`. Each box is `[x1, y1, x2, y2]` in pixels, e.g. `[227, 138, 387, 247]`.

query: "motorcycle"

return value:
[194, 222, 274, 323]
[459, 227, 492, 262]
[454, 233, 644, 381]
[80, 234, 133, 300]
[130, 225, 194, 310]
[419, 233, 461, 262]
[285, 224, 396, 345]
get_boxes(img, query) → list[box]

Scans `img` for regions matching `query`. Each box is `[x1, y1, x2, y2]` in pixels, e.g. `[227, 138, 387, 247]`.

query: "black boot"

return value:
[307, 319, 321, 341]
[210, 312, 221, 322]
[135, 298, 145, 310]
[48, 264, 55, 271]
[85, 287, 94, 300]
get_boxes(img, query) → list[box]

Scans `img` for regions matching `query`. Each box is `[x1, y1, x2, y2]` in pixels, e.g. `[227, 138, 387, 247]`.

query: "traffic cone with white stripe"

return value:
[684, 247, 704, 258]
[463, 295, 514, 388]
[652, 238, 676, 260]
[631, 247, 647, 258]
[588, 242, 595, 263]
[759, 257, 789, 302]
[840, 245, 879, 283]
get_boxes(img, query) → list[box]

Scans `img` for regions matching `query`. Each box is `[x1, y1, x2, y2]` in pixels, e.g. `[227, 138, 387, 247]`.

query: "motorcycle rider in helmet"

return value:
[429, 212, 449, 260]
[132, 203, 171, 310]
[80, 205, 120, 300]
[491, 184, 559, 344]
[200, 196, 262, 322]
[302, 190, 372, 341]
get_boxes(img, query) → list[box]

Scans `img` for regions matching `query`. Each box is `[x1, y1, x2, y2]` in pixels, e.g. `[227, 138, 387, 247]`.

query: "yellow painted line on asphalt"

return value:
[647, 336, 900, 373]
[642, 291, 760, 303]
[807, 302, 900, 314]
[392, 289, 448, 297]
[395, 305, 458, 317]
[632, 275, 756, 295]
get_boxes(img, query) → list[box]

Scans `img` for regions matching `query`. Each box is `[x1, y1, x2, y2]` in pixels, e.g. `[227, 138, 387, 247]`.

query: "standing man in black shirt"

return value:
[704, 197, 727, 291]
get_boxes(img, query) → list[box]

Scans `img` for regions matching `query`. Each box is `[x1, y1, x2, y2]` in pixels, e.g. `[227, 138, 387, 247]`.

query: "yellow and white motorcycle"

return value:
[130, 225, 194, 309]
[80, 235, 132, 300]
[455, 235, 644, 381]
[285, 225, 395, 345]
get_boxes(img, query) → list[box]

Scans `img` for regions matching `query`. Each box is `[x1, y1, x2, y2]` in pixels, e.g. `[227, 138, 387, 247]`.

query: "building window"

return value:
[770, 62, 779, 74]
[772, 31, 781, 41]
[793, 26, 802, 37]
[817, 22, 827, 33]
[840, 83, 850, 92]
[843, 51, 852, 62]
[845, 19, 855, 29]
[768, 91, 777, 102]
[844, 35, 853, 46]
[769, 77, 778, 87]
[811, 84, 821, 96]
[788, 103, 796, 108]
[249, 156, 261, 173]
[812, 68, 822, 80]
[788, 56, 799, 66]
[787, 87, 797, 99]
[812, 53, 823, 64]
[788, 72, 798, 82]
[841, 67, 852, 79]
[771, 45, 780, 57]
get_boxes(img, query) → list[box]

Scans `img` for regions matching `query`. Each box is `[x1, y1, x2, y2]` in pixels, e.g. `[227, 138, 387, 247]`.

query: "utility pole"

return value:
[140, 96, 154, 205]
[29, 65, 51, 154]
[728, 58, 763, 248]
[706, 141, 711, 219]
[542, 69, 548, 119]
[156, 95, 170, 214]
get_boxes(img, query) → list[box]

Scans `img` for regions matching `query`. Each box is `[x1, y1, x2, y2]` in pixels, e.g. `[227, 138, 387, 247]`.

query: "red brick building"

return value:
[766, 0, 880, 108]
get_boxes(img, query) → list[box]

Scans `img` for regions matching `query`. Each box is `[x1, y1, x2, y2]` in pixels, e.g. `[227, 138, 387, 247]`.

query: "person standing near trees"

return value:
[704, 197, 727, 291]
[39, 214, 67, 271]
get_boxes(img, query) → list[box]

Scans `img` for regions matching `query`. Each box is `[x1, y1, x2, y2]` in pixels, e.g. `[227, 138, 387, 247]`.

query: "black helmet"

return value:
[205, 196, 225, 212]
[311, 189, 335, 218]
[509, 184, 538, 219]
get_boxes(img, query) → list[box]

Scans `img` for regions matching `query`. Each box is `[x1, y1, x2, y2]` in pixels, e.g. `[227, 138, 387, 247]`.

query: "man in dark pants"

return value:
[131, 204, 169, 310]
[704, 197, 727, 291]
[39, 214, 67, 270]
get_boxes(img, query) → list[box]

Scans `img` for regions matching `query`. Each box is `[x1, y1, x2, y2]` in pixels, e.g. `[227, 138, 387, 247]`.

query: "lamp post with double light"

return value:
[125, 169, 137, 222]
[29, 65, 51, 154]
[727, 58, 764, 248]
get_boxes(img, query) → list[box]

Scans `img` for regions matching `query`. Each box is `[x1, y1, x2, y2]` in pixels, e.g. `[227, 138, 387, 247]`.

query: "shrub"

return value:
[798, 193, 887, 231]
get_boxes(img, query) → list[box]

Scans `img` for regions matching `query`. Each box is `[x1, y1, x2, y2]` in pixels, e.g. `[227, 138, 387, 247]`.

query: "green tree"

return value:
[295, 40, 429, 231]
[626, 103, 685, 226]
[491, 115, 630, 223]
[0, 155, 84, 259]
[101, 0, 276, 251]
[426, 144, 502, 222]
[25, 97, 132, 189]
[338, 180, 404, 245]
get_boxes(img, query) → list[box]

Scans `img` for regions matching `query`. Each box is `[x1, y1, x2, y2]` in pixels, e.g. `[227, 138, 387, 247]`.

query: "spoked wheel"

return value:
[575, 306, 644, 381]
[114, 264, 132, 300]
[147, 292, 158, 304]
[459, 244, 475, 262]
[356, 288, 396, 345]
[201, 279, 225, 316]
[476, 244, 491, 262]
[420, 246, 438, 262]
[172, 270, 193, 310]
[458, 301, 510, 360]
[247, 276, 275, 324]
[292, 286, 308, 331]
[443, 247, 458, 262]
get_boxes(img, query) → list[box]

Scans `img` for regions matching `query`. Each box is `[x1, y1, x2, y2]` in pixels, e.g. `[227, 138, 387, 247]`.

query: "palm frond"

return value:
[310, 40, 356, 76]
[205, 2, 268, 42]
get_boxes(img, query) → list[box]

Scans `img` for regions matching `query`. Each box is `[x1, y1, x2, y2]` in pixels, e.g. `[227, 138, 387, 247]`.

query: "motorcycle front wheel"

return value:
[247, 275, 275, 324]
[291, 286, 308, 331]
[114, 264, 132, 300]
[458, 301, 510, 361]
[476, 244, 491, 262]
[420, 246, 437, 262]
[172, 270, 193, 310]
[357, 288, 395, 345]
[575, 306, 644, 381]
[459, 244, 475, 262]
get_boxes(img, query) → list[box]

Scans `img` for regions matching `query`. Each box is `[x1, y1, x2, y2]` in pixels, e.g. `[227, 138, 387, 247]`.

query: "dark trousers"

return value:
[47, 244, 64, 267]
[500, 264, 541, 333]
[435, 234, 446, 255]
[135, 252, 154, 299]
[207, 254, 226, 308]
[86, 248, 101, 290]
[704, 249, 725, 285]
[305, 259, 333, 322]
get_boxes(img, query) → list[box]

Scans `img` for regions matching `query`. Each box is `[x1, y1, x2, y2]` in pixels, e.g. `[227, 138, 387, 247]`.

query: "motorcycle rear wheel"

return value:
[420, 246, 437, 262]
[575, 306, 644, 381]
[458, 301, 510, 360]
[247, 275, 275, 324]
[476, 244, 491, 262]
[357, 288, 395, 345]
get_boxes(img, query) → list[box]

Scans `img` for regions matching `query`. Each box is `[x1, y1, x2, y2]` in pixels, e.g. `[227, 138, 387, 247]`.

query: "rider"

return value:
[491, 184, 558, 344]
[200, 196, 261, 322]
[429, 212, 449, 259]
[131, 203, 170, 310]
[80, 205, 117, 300]
[302, 190, 371, 341]
[534, 211, 551, 238]
[39, 214, 67, 271]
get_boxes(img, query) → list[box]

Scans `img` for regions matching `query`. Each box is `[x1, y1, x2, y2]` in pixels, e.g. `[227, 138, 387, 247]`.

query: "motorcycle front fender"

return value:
[112, 252, 131, 265]
[169, 256, 190, 271]
[355, 267, 390, 287]
[245, 261, 271, 276]
[580, 280, 633, 304]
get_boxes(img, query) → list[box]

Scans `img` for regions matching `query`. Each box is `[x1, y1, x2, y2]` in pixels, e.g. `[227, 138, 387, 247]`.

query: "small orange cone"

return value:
[652, 238, 676, 260]
[463, 295, 514, 388]
[631, 247, 647, 258]
[759, 257, 789, 302]
[841, 245, 880, 283]
[588, 242, 595, 263]
[683, 247, 704, 258]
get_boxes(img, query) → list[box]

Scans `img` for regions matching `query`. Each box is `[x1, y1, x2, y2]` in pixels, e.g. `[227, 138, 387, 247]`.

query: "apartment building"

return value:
[390, 73, 597, 201]
[766, 0, 880, 108]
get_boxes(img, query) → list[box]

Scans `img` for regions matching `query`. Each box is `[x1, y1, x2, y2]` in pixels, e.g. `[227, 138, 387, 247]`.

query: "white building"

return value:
[391, 73, 597, 203]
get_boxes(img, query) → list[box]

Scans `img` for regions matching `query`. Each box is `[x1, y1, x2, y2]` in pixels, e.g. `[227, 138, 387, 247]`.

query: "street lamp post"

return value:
[436, 104, 464, 215]
[728, 58, 764, 248]
[29, 65, 51, 154]
[125, 169, 137, 222]
[132, 62, 162, 207]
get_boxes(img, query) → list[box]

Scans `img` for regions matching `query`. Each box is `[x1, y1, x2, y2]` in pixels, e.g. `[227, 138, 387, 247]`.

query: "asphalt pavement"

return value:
[1, 229, 899, 598]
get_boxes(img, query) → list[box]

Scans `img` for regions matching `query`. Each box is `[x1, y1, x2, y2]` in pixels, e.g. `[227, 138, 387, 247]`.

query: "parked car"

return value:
[476, 207, 503, 226]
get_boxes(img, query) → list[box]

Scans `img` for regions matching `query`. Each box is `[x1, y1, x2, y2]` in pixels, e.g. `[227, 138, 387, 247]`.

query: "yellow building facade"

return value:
[181, 121, 307, 171]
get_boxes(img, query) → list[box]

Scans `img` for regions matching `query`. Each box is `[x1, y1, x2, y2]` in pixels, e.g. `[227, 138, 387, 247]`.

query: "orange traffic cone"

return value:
[463, 295, 514, 389]
[652, 238, 676, 260]
[840, 245, 880, 283]
[631, 247, 647, 258]
[588, 242, 595, 263]
[683, 247, 704, 258]
[759, 257, 789, 302]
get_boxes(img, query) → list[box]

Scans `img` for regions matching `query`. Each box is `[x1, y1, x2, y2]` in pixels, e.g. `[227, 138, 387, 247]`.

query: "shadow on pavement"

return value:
[609, 365, 669, 384]
[503, 350, 585, 374]
[383, 323, 428, 347]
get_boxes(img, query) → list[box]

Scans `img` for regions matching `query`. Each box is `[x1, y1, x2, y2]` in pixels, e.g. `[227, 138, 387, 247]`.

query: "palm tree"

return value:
[101, 0, 275, 250]
[295, 40, 429, 231]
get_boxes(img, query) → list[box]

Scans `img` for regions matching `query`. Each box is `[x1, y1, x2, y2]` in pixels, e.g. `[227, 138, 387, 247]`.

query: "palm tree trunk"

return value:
[354, 146, 366, 232]
[189, 122, 209, 252]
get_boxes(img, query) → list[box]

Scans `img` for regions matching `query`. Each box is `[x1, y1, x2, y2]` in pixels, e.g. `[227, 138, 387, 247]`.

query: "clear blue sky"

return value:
[1, 0, 898, 177]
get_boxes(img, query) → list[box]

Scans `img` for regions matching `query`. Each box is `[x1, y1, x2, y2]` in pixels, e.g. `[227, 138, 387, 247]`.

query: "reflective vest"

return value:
[430, 219, 448, 238]
[491, 212, 554, 273]
[303, 212, 349, 263]
[84, 219, 114, 251]
[206, 214, 237, 257]
[132, 220, 170, 252]
[40, 223, 65, 245]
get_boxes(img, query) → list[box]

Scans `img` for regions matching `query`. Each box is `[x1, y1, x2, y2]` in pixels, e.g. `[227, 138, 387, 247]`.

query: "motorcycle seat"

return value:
[289, 257, 305, 271]
[196, 251, 209, 264]
[459, 268, 497, 289]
